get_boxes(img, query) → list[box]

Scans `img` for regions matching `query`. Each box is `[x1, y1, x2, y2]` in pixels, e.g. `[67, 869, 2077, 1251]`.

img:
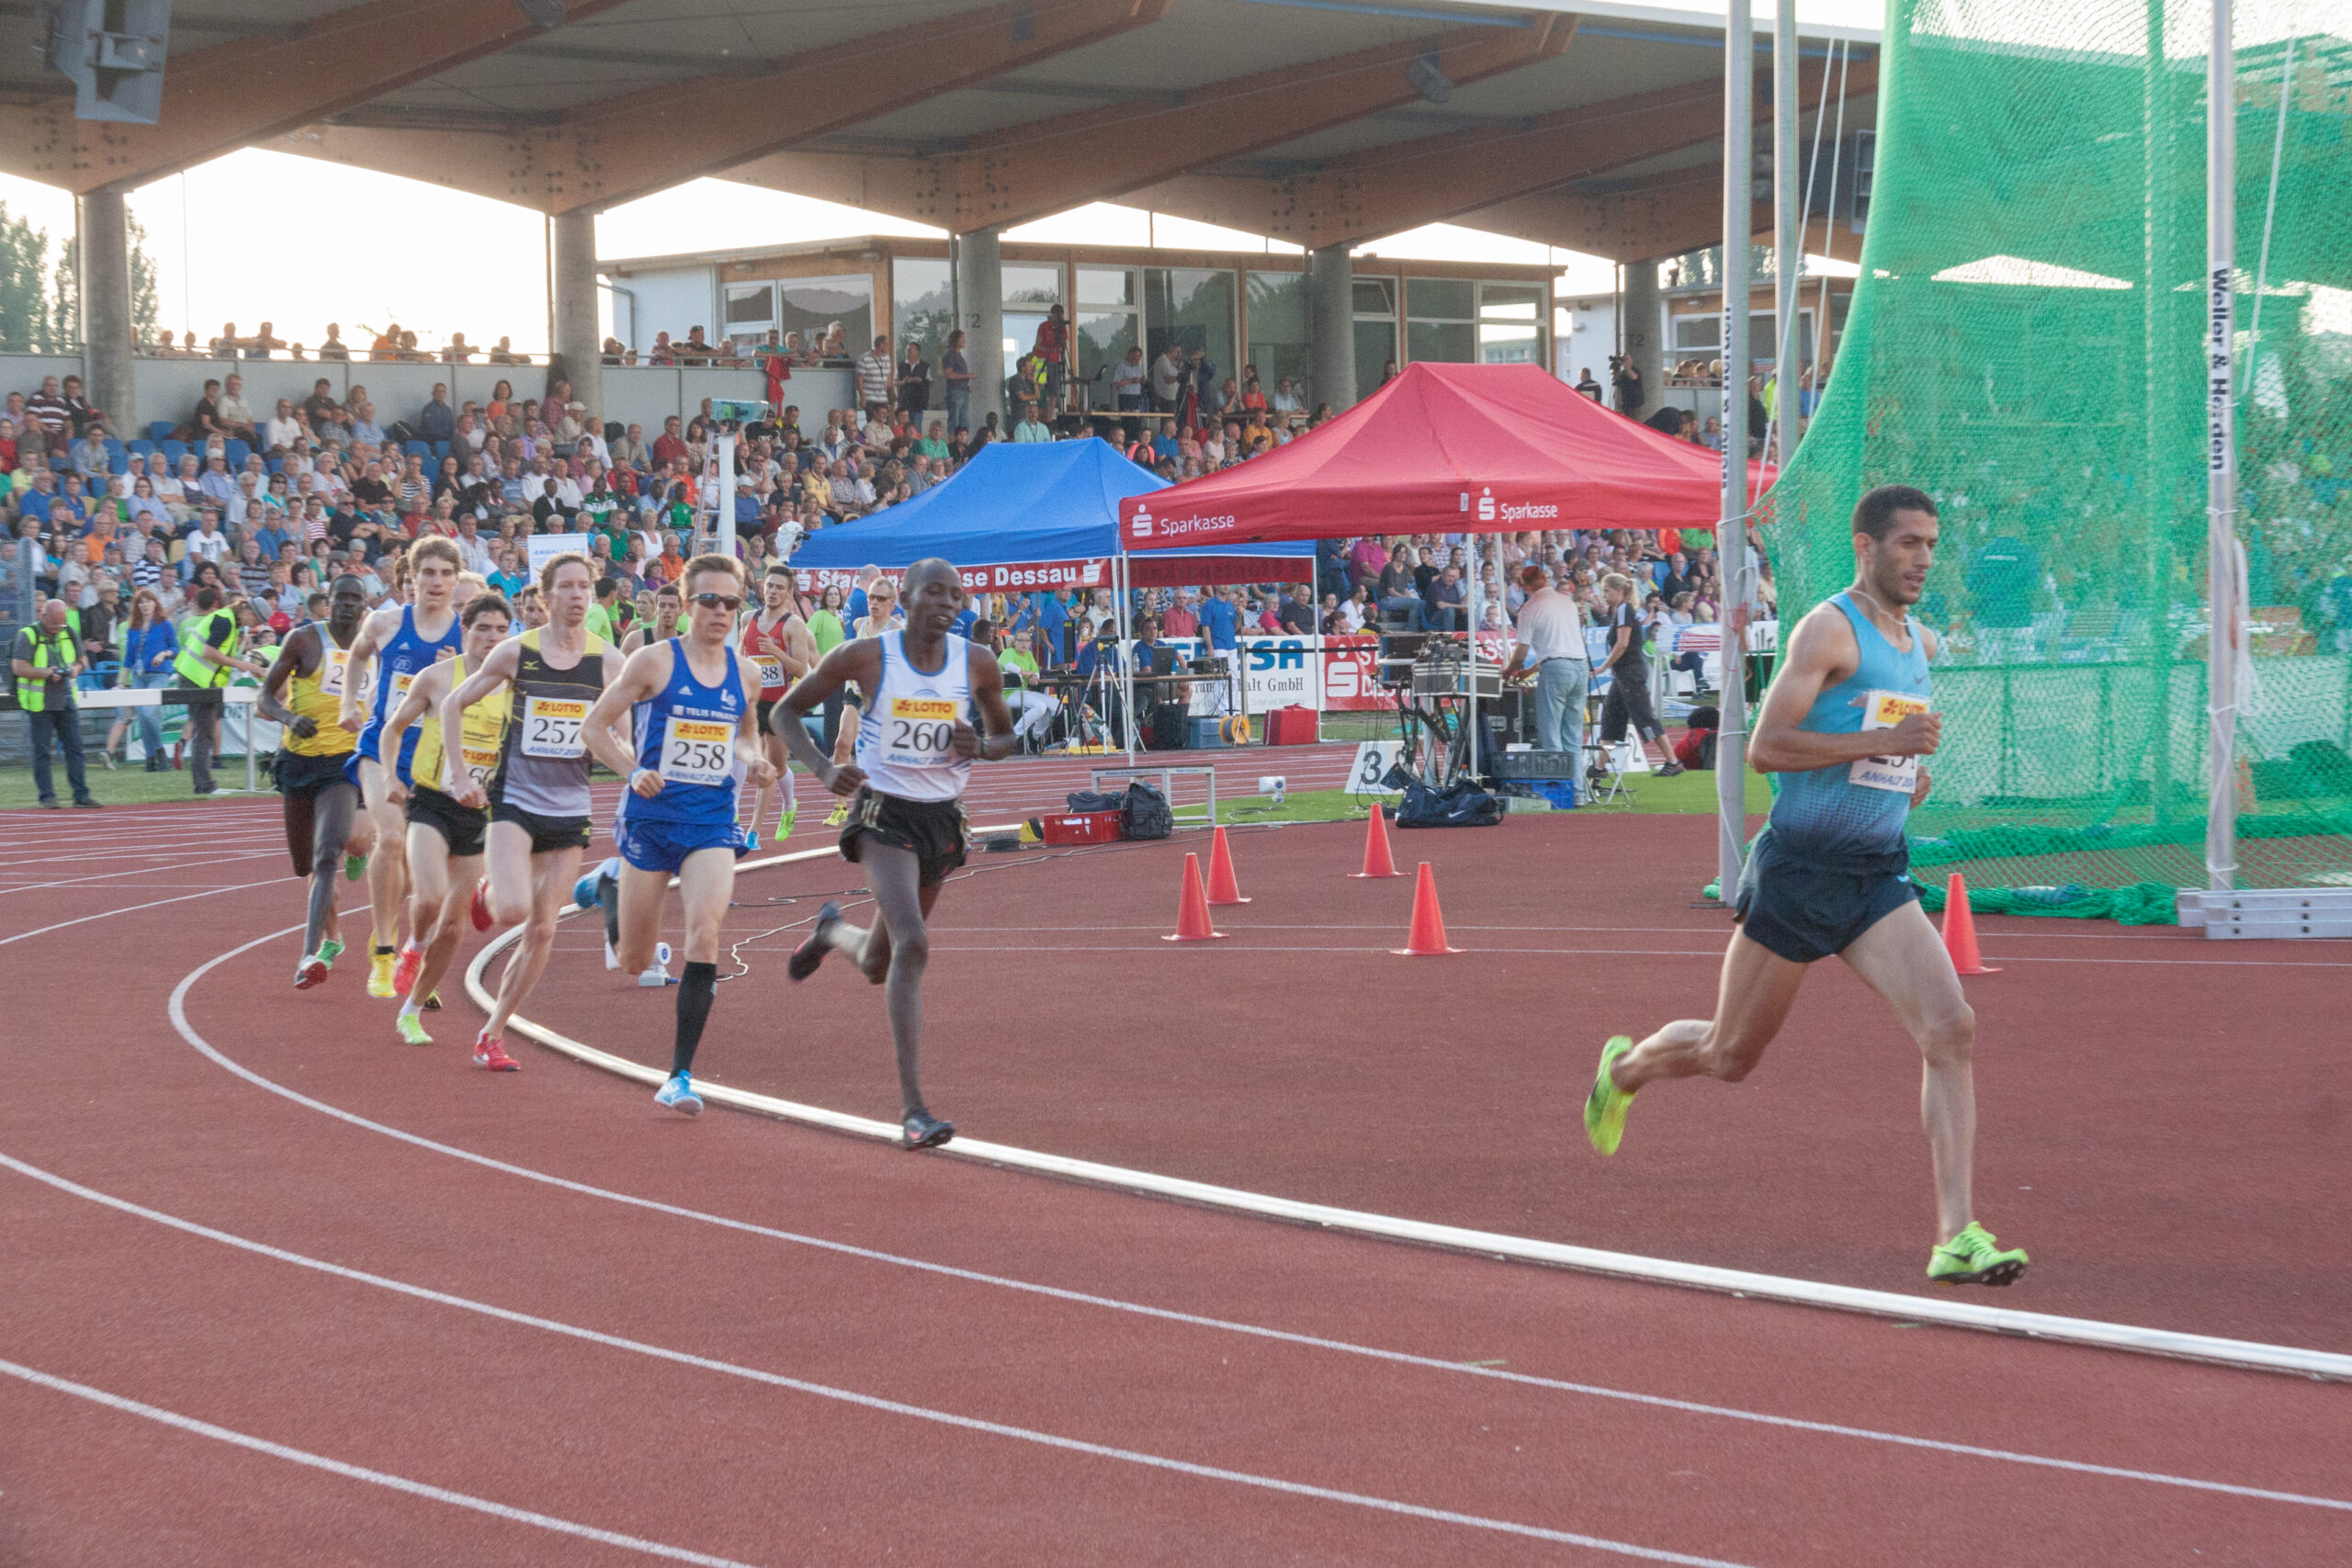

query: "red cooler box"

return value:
[1265, 705, 1317, 746]
[1038, 810, 1125, 845]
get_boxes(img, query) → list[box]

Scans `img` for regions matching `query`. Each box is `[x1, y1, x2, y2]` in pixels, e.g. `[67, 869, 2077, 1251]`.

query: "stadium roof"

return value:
[0, 0, 1878, 263]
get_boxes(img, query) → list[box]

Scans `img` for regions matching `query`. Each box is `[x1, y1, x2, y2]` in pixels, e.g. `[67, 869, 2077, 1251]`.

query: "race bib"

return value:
[520, 695, 589, 760]
[660, 718, 735, 786]
[752, 652, 785, 691]
[459, 742, 502, 792]
[881, 695, 959, 768]
[319, 648, 350, 697]
[1849, 690, 1929, 794]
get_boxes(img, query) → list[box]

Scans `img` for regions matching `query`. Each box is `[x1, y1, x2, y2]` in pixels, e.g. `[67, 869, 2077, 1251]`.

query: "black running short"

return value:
[1734, 827, 1917, 965]
[275, 749, 356, 801]
[407, 784, 487, 860]
[491, 800, 593, 854]
[839, 788, 967, 887]
[755, 697, 782, 735]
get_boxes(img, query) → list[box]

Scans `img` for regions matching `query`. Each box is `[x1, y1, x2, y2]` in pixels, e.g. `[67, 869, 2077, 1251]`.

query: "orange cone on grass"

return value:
[1941, 872, 1999, 975]
[1351, 800, 1402, 878]
[1162, 852, 1227, 942]
[1391, 862, 1462, 955]
[1206, 826, 1250, 904]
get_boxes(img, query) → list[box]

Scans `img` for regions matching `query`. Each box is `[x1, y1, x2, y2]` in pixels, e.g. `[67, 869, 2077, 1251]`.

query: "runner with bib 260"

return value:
[440, 552, 627, 1074]
[1583, 485, 2029, 1290]
[256, 572, 372, 990]
[582, 555, 775, 1116]
[774, 557, 1016, 1149]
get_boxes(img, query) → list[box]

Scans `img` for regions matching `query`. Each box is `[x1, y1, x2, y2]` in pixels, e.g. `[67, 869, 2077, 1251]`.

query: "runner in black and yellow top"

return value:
[256, 573, 372, 990]
[378, 592, 514, 1045]
[440, 552, 628, 1072]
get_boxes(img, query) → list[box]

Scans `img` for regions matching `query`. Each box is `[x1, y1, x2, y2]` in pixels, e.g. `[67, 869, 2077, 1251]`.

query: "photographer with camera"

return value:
[12, 598, 100, 808]
[1610, 352, 1646, 417]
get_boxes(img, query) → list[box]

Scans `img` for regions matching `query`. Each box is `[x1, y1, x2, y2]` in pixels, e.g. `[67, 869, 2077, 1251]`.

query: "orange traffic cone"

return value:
[1941, 873, 1999, 976]
[1351, 801, 1403, 878]
[1391, 862, 1462, 955]
[1162, 852, 1227, 942]
[1206, 826, 1250, 905]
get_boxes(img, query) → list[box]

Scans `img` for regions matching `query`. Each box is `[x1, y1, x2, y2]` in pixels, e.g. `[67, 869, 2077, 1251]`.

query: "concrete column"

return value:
[1308, 243, 1357, 412]
[548, 209, 604, 427]
[76, 190, 135, 436]
[1622, 256, 1664, 419]
[953, 225, 1005, 430]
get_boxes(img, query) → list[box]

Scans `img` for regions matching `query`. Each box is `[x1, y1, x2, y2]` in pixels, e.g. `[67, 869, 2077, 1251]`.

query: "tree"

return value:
[128, 211, 160, 344]
[46, 238, 76, 353]
[0, 204, 49, 353]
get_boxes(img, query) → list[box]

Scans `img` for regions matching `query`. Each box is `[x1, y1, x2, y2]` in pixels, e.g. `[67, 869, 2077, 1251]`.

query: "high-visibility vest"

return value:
[173, 608, 238, 688]
[14, 624, 75, 712]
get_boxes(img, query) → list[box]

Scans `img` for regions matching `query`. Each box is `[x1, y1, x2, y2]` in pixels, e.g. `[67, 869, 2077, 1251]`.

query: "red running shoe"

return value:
[391, 942, 424, 997]
[469, 882, 492, 932]
[473, 1034, 522, 1072]
[294, 954, 330, 990]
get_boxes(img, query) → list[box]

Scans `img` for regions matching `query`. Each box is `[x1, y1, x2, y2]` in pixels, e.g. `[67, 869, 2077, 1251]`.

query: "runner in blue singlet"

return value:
[583, 555, 773, 1116]
[1582, 485, 2030, 1289]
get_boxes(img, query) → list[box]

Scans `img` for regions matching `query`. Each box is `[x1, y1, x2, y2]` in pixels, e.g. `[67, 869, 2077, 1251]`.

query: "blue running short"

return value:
[616, 815, 745, 875]
[1734, 827, 1917, 965]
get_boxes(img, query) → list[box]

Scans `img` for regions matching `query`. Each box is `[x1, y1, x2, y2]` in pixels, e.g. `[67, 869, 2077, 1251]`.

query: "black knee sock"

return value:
[673, 961, 718, 1077]
[599, 874, 621, 949]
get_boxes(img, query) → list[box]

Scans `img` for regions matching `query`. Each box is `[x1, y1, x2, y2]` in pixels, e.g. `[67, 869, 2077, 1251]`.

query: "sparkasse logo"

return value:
[1476, 487, 1496, 523]
[1129, 505, 1153, 538]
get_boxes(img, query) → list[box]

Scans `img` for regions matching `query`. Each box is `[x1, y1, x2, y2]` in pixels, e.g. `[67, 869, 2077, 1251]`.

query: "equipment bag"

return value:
[1121, 779, 1173, 840]
[1066, 789, 1125, 813]
[1396, 780, 1505, 829]
[1148, 702, 1189, 752]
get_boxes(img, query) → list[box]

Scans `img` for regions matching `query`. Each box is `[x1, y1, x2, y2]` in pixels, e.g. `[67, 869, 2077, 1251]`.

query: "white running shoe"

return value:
[654, 1072, 703, 1116]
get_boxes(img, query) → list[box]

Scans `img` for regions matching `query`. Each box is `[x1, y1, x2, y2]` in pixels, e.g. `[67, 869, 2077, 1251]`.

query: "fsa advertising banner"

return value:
[1150, 635, 1388, 714]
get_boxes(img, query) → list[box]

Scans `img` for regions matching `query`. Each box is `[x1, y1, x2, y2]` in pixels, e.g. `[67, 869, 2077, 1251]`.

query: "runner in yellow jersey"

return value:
[256, 574, 372, 990]
[378, 592, 514, 1045]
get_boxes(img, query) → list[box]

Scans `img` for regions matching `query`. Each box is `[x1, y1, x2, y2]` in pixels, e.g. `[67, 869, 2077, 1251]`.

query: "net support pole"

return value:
[714, 432, 737, 559]
[1115, 548, 1136, 763]
[2204, 0, 2238, 893]
[1715, 0, 1756, 899]
[1466, 538, 1481, 781]
[1772, 0, 1801, 476]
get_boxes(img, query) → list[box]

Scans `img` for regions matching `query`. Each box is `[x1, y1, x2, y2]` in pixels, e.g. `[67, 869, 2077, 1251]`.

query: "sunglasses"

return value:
[691, 592, 742, 613]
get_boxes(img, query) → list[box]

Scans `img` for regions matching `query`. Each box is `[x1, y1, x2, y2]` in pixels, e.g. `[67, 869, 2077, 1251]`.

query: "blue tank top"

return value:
[360, 604, 461, 781]
[620, 639, 747, 826]
[1764, 592, 1931, 868]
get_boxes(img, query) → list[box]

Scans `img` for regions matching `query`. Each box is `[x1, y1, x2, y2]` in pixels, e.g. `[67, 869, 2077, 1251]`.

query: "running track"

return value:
[2, 788, 2347, 1565]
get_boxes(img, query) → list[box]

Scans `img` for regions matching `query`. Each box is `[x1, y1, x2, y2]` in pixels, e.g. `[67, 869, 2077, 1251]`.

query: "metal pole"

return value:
[716, 432, 738, 559]
[1715, 0, 1756, 898]
[1114, 549, 1136, 762]
[1773, 0, 1801, 475]
[2205, 0, 2237, 893]
[1466, 535, 1481, 781]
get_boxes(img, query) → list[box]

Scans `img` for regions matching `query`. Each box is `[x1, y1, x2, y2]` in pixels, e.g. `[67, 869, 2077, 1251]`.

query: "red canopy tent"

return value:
[1119, 361, 1763, 549]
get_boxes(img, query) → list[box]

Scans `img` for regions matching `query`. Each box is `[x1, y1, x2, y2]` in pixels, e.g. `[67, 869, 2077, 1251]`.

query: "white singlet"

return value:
[853, 630, 973, 804]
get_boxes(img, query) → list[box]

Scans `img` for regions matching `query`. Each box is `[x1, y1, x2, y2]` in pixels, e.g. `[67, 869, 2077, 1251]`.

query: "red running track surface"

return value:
[1, 797, 2347, 1566]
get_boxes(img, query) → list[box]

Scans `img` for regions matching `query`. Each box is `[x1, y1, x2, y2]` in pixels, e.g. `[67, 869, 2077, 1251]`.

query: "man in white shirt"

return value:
[1499, 564, 1590, 778]
[1112, 346, 1147, 409]
[1272, 378, 1303, 413]
[1148, 344, 1185, 412]
[215, 375, 255, 440]
[264, 399, 304, 453]
[185, 508, 232, 569]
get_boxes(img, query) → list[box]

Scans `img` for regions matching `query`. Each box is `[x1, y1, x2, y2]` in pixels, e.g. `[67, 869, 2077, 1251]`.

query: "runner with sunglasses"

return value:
[582, 557, 775, 1114]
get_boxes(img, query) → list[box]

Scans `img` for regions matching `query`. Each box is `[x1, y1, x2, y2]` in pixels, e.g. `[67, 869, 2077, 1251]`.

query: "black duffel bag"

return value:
[1066, 789, 1125, 813]
[1396, 780, 1505, 828]
[1121, 779, 1173, 840]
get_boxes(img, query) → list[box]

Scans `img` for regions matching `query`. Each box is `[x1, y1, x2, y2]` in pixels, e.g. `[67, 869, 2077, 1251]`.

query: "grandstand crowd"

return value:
[3, 345, 1764, 788]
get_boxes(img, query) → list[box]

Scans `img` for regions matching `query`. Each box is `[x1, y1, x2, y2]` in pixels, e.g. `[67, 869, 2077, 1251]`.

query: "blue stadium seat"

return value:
[127, 439, 155, 458]
[266, 457, 285, 474]
[146, 421, 174, 443]
[105, 438, 128, 474]
[162, 440, 187, 464]
[225, 438, 251, 468]
[432, 441, 450, 461]
[404, 440, 430, 459]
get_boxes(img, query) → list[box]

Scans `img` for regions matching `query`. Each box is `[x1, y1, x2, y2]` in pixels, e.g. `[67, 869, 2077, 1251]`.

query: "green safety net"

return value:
[1758, 0, 2352, 921]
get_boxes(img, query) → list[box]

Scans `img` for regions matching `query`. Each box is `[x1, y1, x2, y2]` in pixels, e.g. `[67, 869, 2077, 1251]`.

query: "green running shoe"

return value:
[395, 1011, 433, 1046]
[319, 936, 345, 968]
[1928, 1222, 2030, 1287]
[1584, 1035, 1637, 1156]
[344, 852, 368, 882]
[775, 806, 797, 840]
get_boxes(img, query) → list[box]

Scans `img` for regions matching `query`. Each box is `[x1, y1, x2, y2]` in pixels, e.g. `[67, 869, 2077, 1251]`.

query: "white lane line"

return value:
[466, 900, 2352, 1380]
[162, 927, 2351, 1509]
[0, 1355, 763, 1568]
[0, 878, 300, 948]
[0, 1154, 1754, 1568]
[0, 849, 290, 896]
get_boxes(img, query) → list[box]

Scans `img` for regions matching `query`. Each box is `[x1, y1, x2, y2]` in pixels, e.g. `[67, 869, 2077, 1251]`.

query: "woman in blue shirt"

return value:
[108, 587, 179, 770]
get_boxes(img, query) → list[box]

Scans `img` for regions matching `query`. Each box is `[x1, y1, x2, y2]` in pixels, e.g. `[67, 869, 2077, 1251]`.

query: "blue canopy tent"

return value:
[786, 438, 1314, 591]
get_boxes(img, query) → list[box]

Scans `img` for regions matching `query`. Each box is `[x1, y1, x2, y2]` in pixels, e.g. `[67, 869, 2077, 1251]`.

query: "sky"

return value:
[0, 0, 1889, 354]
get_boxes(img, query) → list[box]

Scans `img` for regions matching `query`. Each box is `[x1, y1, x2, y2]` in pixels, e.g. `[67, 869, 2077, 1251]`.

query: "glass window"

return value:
[1476, 283, 1545, 365]
[1352, 278, 1396, 317]
[723, 283, 773, 328]
[1408, 321, 1476, 365]
[1406, 278, 1475, 322]
[1003, 265, 1063, 308]
[1354, 319, 1396, 403]
[1143, 267, 1237, 385]
[891, 259, 953, 410]
[1672, 314, 1720, 351]
[1245, 270, 1309, 406]
[1077, 266, 1134, 306]
[1478, 284, 1544, 321]
[1074, 310, 1139, 403]
[775, 275, 872, 362]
